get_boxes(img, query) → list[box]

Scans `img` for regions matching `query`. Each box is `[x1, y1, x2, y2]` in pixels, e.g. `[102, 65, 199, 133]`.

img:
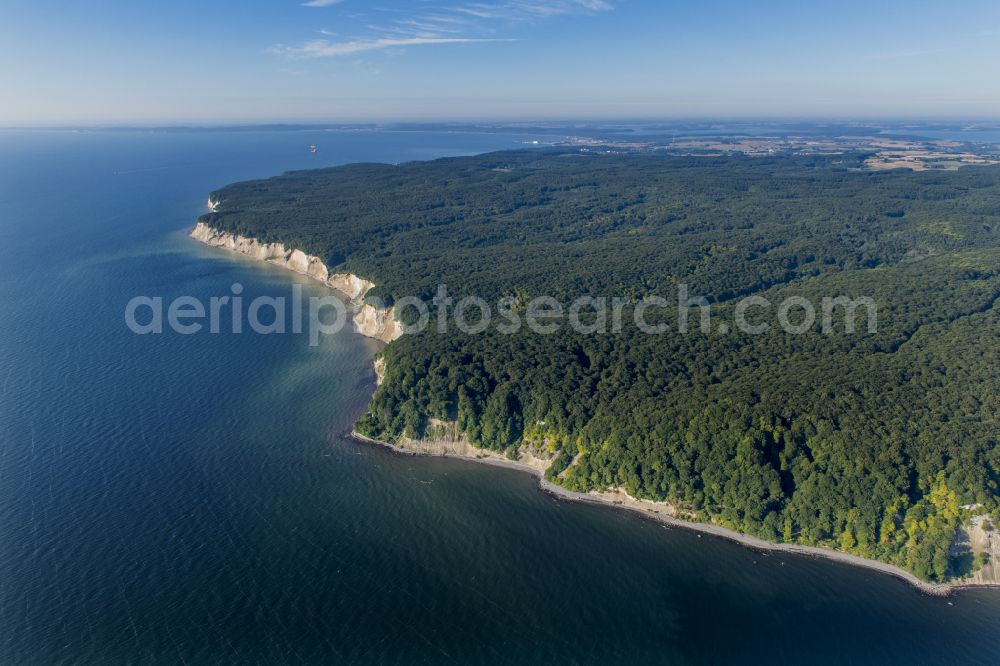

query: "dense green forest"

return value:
[202, 150, 1000, 581]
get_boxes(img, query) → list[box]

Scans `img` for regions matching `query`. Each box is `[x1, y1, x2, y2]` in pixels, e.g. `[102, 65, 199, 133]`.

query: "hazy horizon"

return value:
[4, 117, 1000, 132]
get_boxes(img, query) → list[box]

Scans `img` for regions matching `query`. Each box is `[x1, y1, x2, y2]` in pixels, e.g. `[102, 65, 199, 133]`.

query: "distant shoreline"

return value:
[349, 431, 1000, 597]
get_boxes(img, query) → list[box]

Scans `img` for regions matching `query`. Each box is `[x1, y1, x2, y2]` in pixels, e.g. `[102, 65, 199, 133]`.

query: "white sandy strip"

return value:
[349, 431, 1000, 597]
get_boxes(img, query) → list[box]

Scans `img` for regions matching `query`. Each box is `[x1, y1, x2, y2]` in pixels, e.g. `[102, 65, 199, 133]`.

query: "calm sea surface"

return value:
[1, 129, 999, 665]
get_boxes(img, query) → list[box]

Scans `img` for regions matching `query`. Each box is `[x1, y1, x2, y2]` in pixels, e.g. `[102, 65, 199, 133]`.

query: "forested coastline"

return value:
[200, 150, 1000, 581]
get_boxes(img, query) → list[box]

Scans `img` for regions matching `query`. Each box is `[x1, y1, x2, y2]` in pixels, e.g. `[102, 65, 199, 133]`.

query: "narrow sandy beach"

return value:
[350, 431, 1000, 597]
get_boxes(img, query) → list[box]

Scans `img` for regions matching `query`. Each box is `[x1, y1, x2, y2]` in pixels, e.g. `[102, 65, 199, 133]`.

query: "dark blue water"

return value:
[2, 129, 999, 665]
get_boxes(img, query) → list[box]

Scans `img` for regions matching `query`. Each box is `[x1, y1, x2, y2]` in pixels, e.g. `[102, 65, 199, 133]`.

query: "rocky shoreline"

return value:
[190, 220, 402, 343]
[350, 431, 1000, 597]
[191, 215, 997, 597]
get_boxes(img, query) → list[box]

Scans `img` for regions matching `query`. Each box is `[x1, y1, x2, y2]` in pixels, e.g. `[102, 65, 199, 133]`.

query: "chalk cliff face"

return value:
[327, 273, 375, 302]
[354, 304, 403, 343]
[190, 221, 400, 342]
[373, 356, 387, 386]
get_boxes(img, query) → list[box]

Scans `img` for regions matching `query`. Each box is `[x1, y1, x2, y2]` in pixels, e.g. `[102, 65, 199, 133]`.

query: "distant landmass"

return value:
[198, 147, 1000, 585]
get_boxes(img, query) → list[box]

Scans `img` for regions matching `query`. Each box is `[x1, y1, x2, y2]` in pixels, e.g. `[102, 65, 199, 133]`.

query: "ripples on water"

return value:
[1, 129, 998, 664]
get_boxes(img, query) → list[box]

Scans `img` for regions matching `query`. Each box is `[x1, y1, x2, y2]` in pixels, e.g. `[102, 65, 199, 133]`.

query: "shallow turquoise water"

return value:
[1, 128, 998, 664]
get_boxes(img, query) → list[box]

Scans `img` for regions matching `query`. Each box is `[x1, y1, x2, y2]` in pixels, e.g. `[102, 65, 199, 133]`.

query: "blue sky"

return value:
[2, 0, 999, 124]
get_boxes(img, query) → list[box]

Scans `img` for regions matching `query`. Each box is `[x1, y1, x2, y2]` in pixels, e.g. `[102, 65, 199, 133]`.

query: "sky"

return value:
[2, 0, 999, 124]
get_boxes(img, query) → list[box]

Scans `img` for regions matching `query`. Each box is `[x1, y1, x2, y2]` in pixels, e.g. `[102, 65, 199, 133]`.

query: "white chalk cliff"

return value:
[190, 221, 402, 342]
